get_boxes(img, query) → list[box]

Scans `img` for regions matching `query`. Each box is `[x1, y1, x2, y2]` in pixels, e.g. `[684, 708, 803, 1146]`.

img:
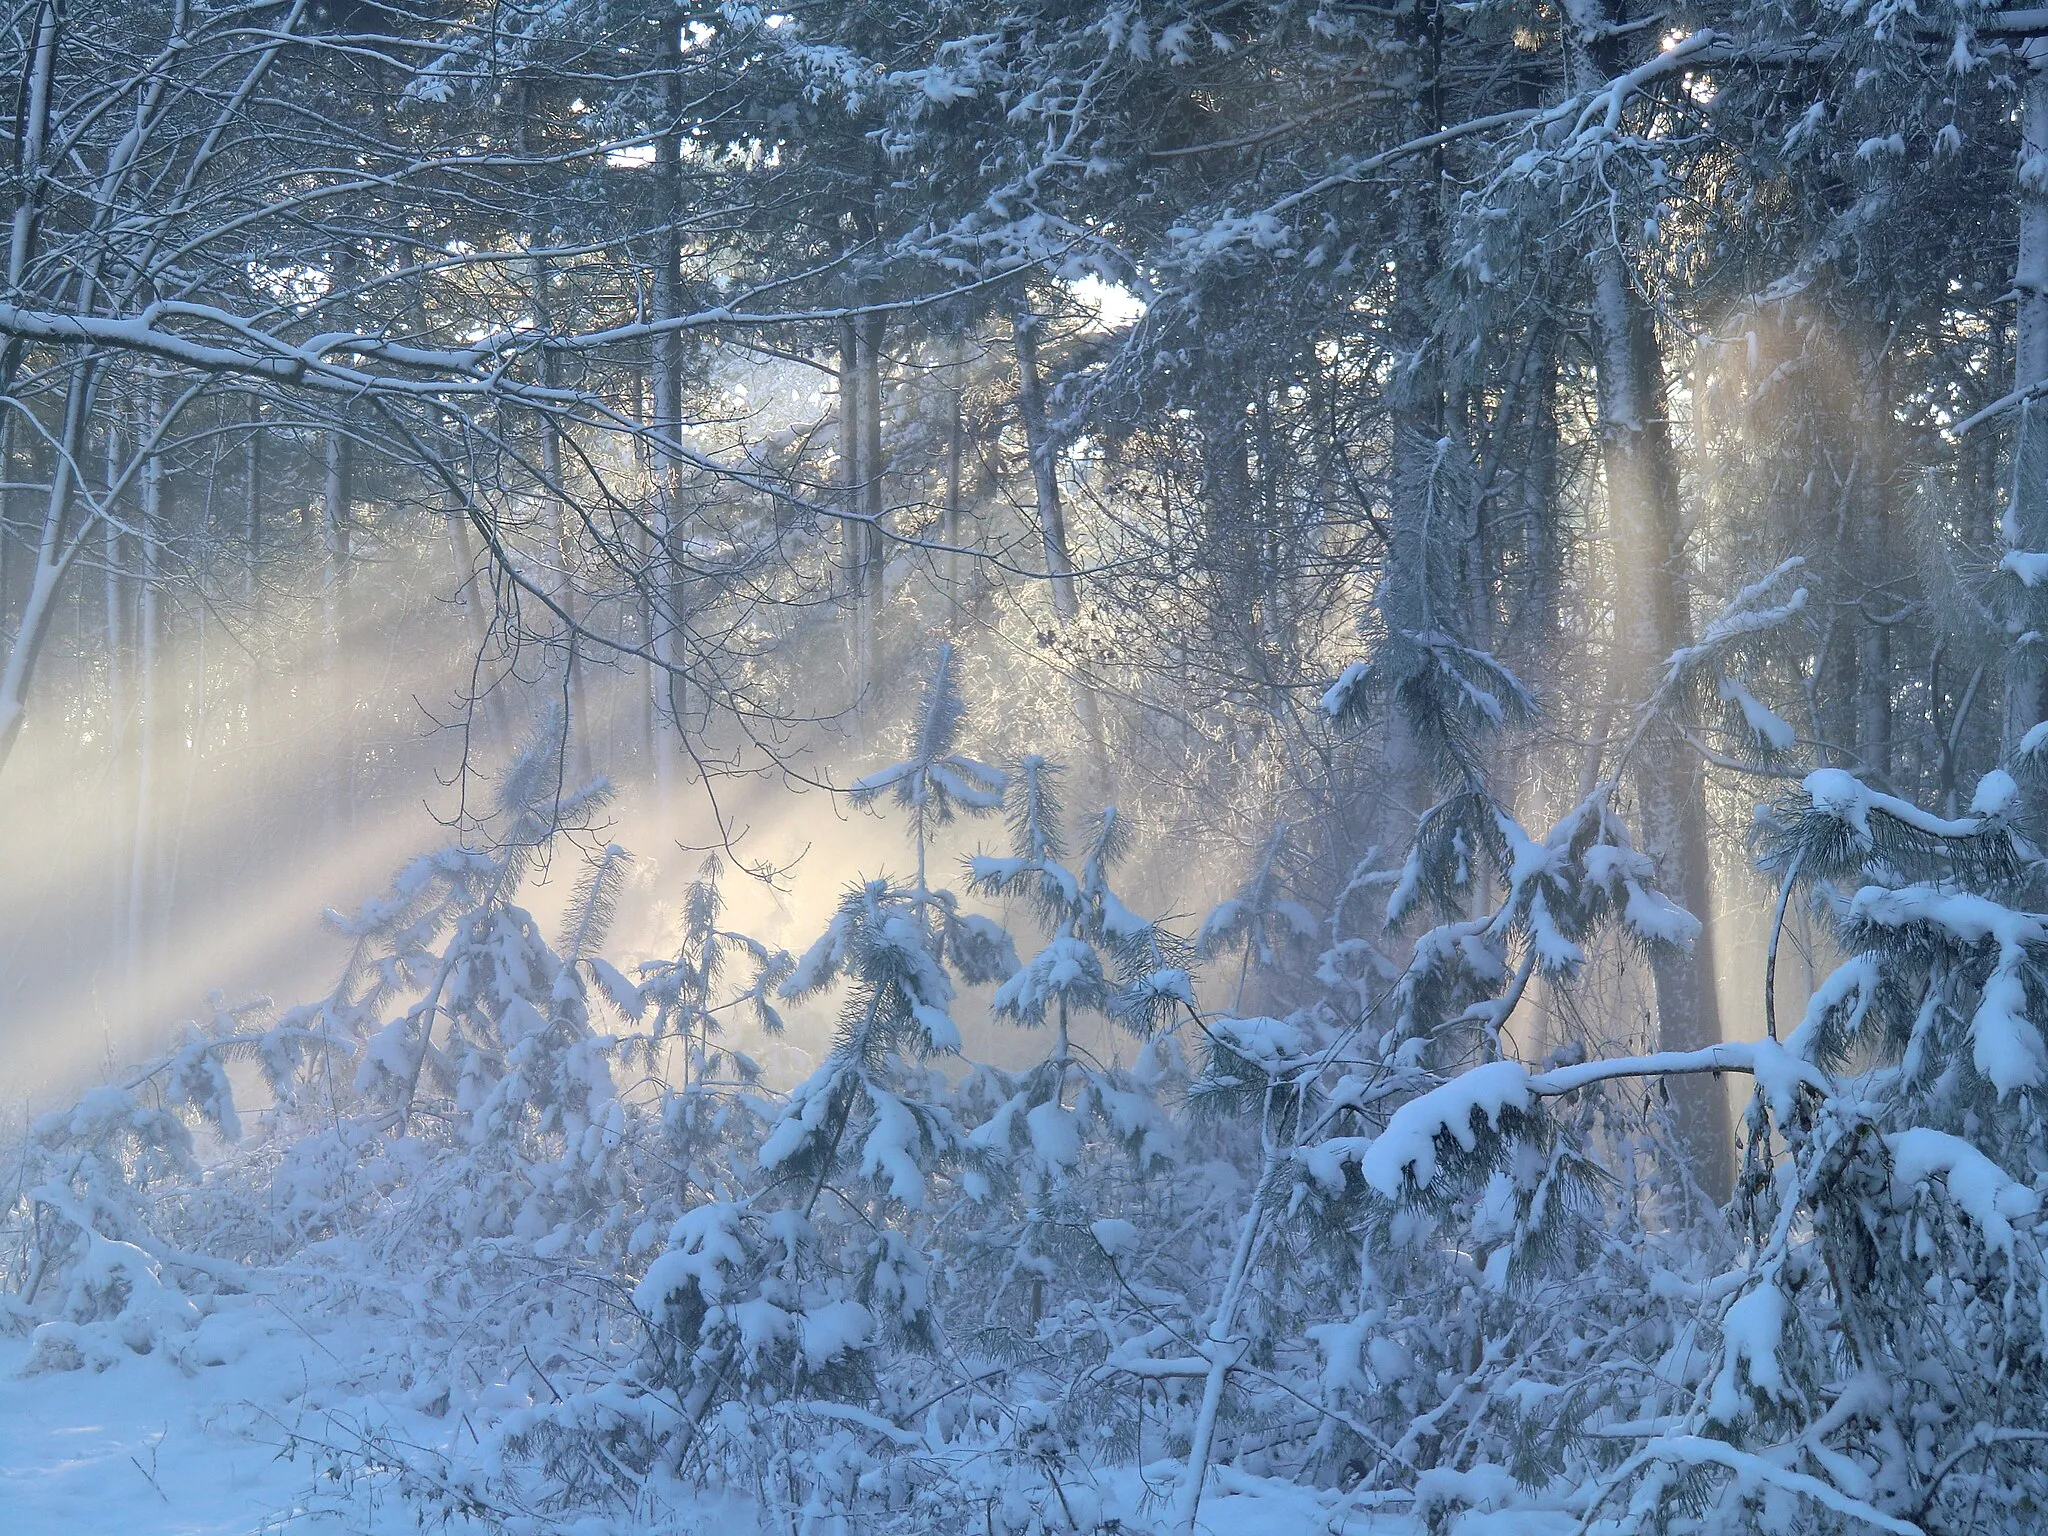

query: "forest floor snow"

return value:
[0, 1294, 487, 1535]
[0, 1294, 1548, 1535]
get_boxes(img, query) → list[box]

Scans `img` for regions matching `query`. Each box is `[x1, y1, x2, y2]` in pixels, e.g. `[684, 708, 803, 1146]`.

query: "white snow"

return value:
[0, 1308, 1444, 1535]
[797, 1300, 874, 1370]
[991, 935, 1105, 1024]
[1089, 1217, 1138, 1257]
[1302, 1061, 1533, 1199]
[2001, 548, 2048, 587]
[633, 1201, 748, 1313]
[1620, 879, 1702, 947]
[1802, 767, 1873, 839]
[1716, 674, 1795, 752]
[1744, 1037, 1831, 1125]
[1804, 767, 1989, 841]
[1849, 885, 2048, 1094]
[1971, 768, 2021, 818]
[1414, 1463, 1521, 1521]
[0, 1297, 499, 1535]
[1782, 954, 1879, 1060]
[1707, 1282, 1790, 1422]
[860, 1090, 931, 1206]
[1305, 1314, 1374, 1395]
[1885, 1128, 2039, 1254]
[1206, 1014, 1310, 1072]
[1025, 1099, 1081, 1171]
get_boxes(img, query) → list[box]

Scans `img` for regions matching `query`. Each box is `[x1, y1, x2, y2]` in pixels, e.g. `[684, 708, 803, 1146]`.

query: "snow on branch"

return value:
[1595, 1435, 1928, 1535]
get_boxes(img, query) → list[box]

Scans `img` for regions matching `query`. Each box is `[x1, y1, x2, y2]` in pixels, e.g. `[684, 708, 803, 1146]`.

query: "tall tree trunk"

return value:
[530, 249, 591, 783]
[320, 240, 354, 831]
[860, 313, 886, 600]
[128, 384, 164, 994]
[0, 355, 97, 776]
[517, 82, 591, 784]
[1562, 11, 1732, 1201]
[321, 419, 353, 828]
[103, 417, 126, 764]
[838, 314, 864, 608]
[1851, 352, 1895, 779]
[632, 365, 660, 768]
[244, 415, 262, 743]
[650, 34, 688, 761]
[1016, 304, 1104, 773]
[447, 509, 506, 746]
[1013, 307, 1078, 621]
[857, 310, 887, 710]
[1588, 251, 1733, 1201]
[2006, 64, 2048, 750]
[1376, 0, 1451, 849]
[0, 413, 14, 634]
[944, 337, 966, 628]
[322, 429, 351, 610]
[1519, 333, 1563, 657]
[102, 413, 130, 958]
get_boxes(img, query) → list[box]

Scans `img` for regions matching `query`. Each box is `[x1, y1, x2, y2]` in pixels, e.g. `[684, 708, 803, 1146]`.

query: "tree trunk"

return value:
[447, 509, 506, 746]
[1378, 0, 1449, 837]
[1519, 333, 1563, 656]
[103, 418, 126, 764]
[1851, 355, 1895, 779]
[1588, 251, 1733, 1201]
[858, 310, 887, 708]
[944, 337, 965, 627]
[0, 357, 97, 776]
[0, 414, 13, 635]
[836, 314, 868, 716]
[321, 419, 353, 828]
[860, 312, 886, 604]
[2006, 64, 2048, 750]
[838, 315, 863, 602]
[243, 413, 262, 743]
[1013, 307, 1078, 620]
[530, 250, 591, 782]
[649, 30, 689, 762]
[128, 386, 165, 993]
[1016, 305, 1105, 774]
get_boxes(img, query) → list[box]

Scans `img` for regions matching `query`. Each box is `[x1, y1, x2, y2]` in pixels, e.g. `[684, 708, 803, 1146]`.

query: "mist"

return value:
[6, 7, 2048, 1535]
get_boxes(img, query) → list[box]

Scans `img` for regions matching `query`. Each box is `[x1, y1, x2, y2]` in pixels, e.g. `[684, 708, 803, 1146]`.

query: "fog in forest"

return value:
[7, 6, 2048, 1535]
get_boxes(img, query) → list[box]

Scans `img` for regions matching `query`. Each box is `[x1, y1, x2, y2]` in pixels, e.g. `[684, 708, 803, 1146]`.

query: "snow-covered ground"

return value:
[0, 1297, 487, 1536]
[0, 1303, 1585, 1536]
[0, 1302, 1562, 1535]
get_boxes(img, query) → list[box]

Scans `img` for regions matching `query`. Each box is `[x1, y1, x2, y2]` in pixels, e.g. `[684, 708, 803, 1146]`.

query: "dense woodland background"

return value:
[6, 2, 2048, 1532]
